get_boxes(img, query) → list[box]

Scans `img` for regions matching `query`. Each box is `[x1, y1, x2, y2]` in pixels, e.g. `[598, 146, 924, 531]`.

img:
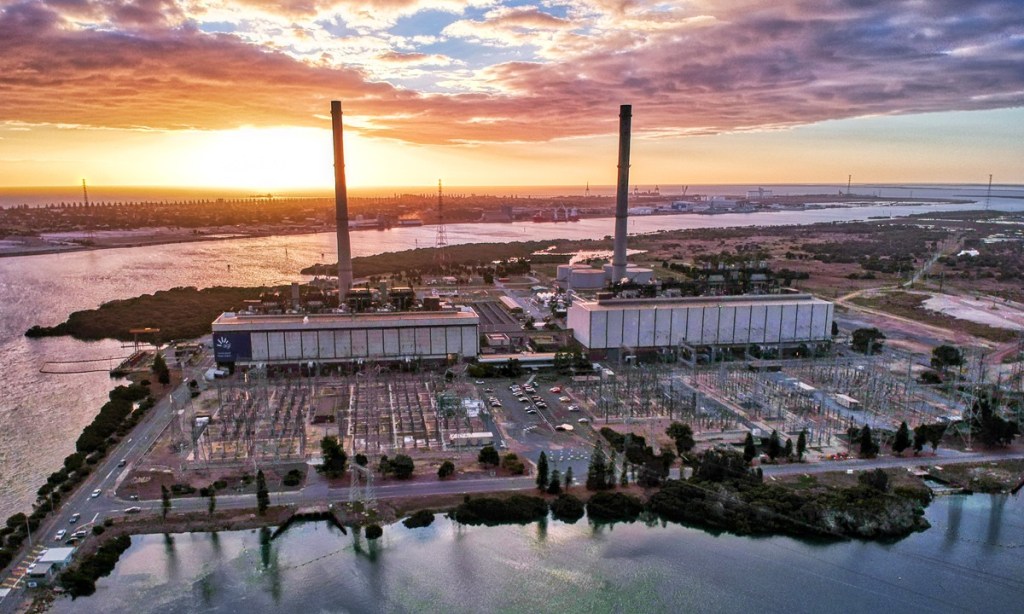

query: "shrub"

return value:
[550, 494, 585, 523]
[365, 525, 383, 540]
[402, 510, 435, 529]
[586, 491, 644, 522]
[453, 495, 548, 526]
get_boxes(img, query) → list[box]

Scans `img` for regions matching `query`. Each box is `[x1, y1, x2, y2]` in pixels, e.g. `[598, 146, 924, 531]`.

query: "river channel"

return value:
[1, 192, 1023, 519]
[49, 494, 1024, 614]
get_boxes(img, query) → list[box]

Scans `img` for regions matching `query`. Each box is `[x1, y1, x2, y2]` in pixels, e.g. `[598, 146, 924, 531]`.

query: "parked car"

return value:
[559, 396, 572, 403]
[526, 409, 538, 415]
[54, 529, 66, 541]
[577, 418, 590, 424]
[124, 507, 142, 514]
[475, 380, 485, 385]
[549, 387, 562, 393]
[71, 530, 88, 539]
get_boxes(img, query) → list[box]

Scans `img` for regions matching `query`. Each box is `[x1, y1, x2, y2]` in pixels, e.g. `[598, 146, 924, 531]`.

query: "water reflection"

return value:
[48, 496, 1024, 614]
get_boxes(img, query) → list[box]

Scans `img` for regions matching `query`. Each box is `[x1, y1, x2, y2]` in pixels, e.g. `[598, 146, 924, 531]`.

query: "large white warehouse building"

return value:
[568, 294, 834, 351]
[212, 310, 479, 365]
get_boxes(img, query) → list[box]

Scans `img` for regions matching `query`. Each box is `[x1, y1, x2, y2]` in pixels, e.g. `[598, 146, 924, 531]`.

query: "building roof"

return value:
[213, 309, 478, 331]
[38, 547, 75, 564]
[573, 293, 831, 312]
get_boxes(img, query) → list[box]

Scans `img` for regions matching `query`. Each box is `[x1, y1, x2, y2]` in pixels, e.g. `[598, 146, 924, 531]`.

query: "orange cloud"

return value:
[1, 0, 1022, 148]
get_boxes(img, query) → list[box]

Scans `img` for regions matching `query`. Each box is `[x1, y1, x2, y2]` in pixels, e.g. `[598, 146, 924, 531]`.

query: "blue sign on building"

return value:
[212, 332, 251, 363]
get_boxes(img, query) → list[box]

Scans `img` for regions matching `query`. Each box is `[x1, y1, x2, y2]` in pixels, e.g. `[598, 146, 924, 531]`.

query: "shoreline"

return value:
[0, 199, 979, 260]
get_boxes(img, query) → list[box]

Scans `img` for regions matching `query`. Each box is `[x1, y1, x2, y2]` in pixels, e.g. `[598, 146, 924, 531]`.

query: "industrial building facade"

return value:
[567, 294, 834, 351]
[212, 310, 479, 365]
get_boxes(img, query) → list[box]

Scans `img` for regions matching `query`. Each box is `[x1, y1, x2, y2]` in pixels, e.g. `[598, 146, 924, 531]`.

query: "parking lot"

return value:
[472, 376, 598, 463]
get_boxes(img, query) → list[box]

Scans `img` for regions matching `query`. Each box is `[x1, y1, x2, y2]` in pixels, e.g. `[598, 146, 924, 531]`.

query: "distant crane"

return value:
[846, 174, 852, 196]
[986, 174, 993, 210]
[81, 178, 89, 207]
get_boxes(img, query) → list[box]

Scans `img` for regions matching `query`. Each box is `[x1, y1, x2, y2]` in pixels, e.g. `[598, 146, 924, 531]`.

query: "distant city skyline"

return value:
[1, 0, 1022, 188]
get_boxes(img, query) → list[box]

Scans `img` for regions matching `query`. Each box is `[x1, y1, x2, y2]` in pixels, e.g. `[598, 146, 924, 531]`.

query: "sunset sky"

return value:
[1, 0, 1022, 190]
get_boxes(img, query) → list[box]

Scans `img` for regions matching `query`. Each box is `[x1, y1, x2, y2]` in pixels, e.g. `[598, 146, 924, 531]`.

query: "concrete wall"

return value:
[239, 325, 477, 362]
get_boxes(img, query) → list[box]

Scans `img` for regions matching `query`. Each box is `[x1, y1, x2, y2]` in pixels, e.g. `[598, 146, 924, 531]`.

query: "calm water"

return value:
[1, 190, 1023, 518]
[49, 495, 1024, 614]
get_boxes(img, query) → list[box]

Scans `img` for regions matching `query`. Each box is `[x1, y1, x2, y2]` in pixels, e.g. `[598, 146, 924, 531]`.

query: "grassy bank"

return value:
[301, 238, 610, 277]
[25, 285, 267, 342]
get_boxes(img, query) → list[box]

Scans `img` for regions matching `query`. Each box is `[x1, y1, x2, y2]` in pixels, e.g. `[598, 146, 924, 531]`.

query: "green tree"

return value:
[365, 524, 383, 540]
[378, 455, 393, 477]
[858, 424, 879, 458]
[391, 454, 415, 479]
[564, 466, 573, 491]
[547, 469, 562, 494]
[152, 352, 167, 375]
[478, 445, 500, 466]
[319, 436, 348, 477]
[796, 430, 807, 461]
[501, 453, 525, 475]
[207, 489, 216, 516]
[606, 450, 618, 488]
[767, 430, 782, 461]
[927, 423, 946, 452]
[893, 421, 911, 456]
[586, 443, 610, 490]
[438, 460, 455, 479]
[783, 438, 794, 460]
[743, 432, 757, 464]
[851, 328, 885, 354]
[536, 452, 549, 490]
[256, 469, 269, 515]
[620, 463, 628, 487]
[666, 422, 695, 455]
[152, 352, 171, 386]
[831, 321, 839, 336]
[913, 425, 928, 454]
[930, 345, 963, 372]
[161, 485, 171, 520]
[354, 453, 368, 467]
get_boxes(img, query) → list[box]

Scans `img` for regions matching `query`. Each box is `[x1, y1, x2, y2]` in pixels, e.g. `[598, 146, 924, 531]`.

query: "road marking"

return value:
[91, 513, 99, 524]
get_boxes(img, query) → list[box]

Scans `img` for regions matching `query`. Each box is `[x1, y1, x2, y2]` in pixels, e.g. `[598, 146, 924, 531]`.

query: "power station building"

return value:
[212, 310, 480, 366]
[567, 294, 834, 353]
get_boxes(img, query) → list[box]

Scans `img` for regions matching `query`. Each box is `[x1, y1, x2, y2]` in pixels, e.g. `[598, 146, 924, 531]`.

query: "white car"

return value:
[90, 489, 102, 498]
[26, 563, 37, 573]
[69, 513, 81, 524]
[577, 418, 590, 424]
[54, 529, 66, 541]
[559, 396, 572, 403]
[475, 380, 485, 385]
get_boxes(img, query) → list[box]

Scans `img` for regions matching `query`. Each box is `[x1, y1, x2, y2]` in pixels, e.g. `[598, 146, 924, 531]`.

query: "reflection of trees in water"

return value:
[352, 530, 385, 606]
[943, 497, 964, 549]
[163, 533, 179, 581]
[537, 516, 548, 542]
[986, 495, 1006, 548]
[259, 527, 282, 604]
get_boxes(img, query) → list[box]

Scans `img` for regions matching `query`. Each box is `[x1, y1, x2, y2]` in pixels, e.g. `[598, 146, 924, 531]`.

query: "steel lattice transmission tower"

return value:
[434, 179, 448, 271]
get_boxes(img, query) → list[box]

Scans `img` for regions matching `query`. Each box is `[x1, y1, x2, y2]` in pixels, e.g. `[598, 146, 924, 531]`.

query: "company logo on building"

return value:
[215, 336, 232, 350]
